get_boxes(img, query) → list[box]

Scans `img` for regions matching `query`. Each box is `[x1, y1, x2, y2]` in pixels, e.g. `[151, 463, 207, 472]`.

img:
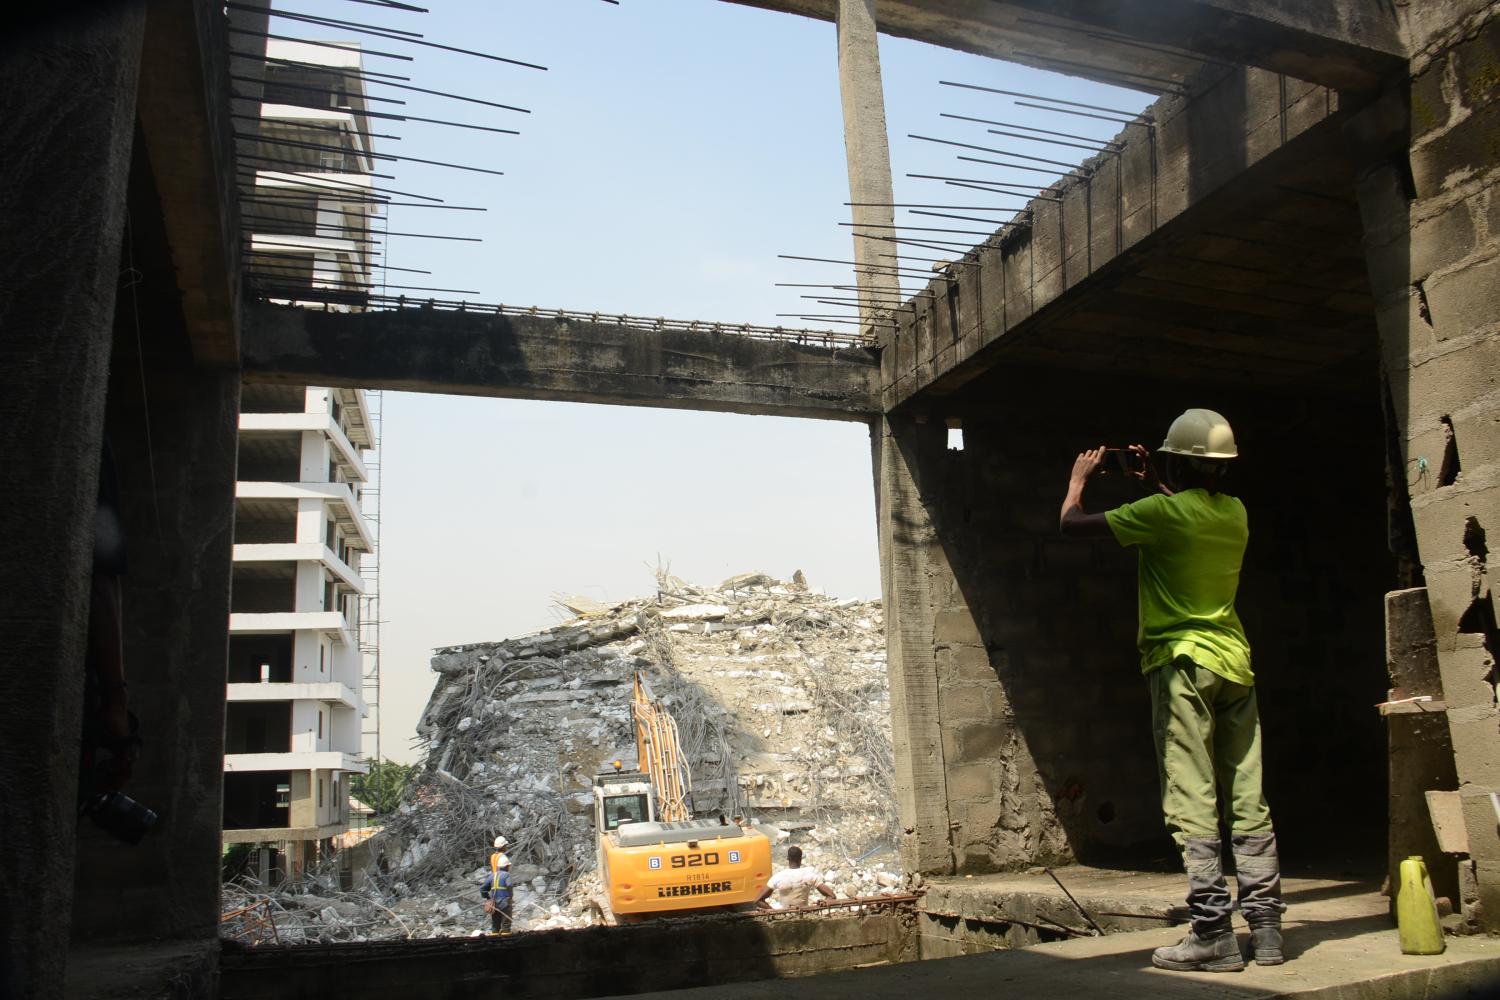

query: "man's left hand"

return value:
[1071, 447, 1106, 484]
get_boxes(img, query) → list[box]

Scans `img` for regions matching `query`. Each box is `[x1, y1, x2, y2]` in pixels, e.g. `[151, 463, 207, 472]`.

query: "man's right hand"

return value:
[1070, 447, 1106, 484]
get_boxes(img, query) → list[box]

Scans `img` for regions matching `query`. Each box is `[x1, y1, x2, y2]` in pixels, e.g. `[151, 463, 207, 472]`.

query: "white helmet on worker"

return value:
[493, 835, 508, 850]
[494, 854, 511, 869]
[1158, 408, 1238, 459]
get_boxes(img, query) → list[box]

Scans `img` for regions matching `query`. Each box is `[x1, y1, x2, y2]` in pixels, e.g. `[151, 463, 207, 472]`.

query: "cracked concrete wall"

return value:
[1358, 0, 1500, 929]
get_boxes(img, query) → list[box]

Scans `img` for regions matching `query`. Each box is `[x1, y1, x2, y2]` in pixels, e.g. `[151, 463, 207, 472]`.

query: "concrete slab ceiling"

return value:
[721, 0, 1405, 93]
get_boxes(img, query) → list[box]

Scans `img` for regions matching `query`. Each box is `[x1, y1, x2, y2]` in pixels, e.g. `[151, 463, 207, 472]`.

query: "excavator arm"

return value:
[632, 672, 692, 823]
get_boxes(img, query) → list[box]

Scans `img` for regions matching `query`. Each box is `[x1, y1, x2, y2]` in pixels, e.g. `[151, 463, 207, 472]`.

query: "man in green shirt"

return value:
[1059, 409, 1284, 973]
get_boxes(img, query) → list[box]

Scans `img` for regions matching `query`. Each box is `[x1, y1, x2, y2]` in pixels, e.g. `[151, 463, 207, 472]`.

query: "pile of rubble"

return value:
[223, 570, 899, 942]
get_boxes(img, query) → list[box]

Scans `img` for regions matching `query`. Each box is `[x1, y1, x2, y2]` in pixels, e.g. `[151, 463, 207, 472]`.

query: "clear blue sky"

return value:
[280, 1, 1152, 761]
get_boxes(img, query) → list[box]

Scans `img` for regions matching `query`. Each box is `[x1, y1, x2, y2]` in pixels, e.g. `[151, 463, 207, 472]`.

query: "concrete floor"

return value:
[619, 868, 1500, 999]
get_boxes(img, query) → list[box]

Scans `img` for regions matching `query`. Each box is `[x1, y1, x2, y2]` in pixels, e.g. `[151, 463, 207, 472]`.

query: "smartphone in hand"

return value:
[1101, 448, 1144, 476]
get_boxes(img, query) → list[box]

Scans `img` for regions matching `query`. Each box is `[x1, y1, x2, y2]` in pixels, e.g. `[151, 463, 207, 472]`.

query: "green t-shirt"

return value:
[1104, 488, 1253, 685]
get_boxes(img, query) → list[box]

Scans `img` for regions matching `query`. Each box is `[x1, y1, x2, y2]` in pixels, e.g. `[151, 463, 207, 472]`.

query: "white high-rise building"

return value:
[223, 39, 382, 879]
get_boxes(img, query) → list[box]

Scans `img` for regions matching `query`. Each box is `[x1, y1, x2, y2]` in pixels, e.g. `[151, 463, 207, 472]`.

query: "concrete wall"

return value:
[69, 141, 242, 948]
[879, 369, 1392, 875]
[1357, 0, 1500, 927]
[219, 910, 918, 999]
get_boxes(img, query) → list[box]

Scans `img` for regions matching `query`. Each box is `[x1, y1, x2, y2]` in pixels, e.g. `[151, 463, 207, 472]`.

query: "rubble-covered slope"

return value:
[376, 571, 899, 934]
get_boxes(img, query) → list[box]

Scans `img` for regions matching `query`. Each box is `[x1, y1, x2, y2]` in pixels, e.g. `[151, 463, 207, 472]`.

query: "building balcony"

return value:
[235, 480, 373, 553]
[229, 611, 354, 648]
[232, 542, 365, 593]
[223, 751, 366, 774]
[226, 681, 362, 711]
[238, 412, 369, 482]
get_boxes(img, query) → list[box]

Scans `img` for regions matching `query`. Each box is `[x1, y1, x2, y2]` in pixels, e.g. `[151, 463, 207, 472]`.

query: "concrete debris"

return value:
[225, 571, 898, 943]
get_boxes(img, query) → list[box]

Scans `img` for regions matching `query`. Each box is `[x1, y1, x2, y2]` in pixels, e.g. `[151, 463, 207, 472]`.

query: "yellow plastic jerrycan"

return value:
[1396, 856, 1445, 955]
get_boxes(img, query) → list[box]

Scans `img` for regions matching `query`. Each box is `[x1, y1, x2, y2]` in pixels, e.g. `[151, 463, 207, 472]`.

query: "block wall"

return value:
[880, 368, 1392, 874]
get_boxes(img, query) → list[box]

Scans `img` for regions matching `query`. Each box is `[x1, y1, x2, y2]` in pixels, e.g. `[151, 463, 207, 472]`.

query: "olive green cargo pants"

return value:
[1149, 656, 1282, 931]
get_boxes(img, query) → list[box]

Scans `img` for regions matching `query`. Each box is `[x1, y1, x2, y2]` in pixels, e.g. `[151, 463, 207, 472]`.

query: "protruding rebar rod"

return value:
[840, 221, 995, 236]
[778, 254, 941, 277]
[845, 202, 1016, 210]
[227, 28, 414, 61]
[910, 209, 1027, 226]
[241, 3, 549, 70]
[939, 114, 1123, 149]
[956, 155, 1073, 176]
[1012, 50, 1185, 91]
[939, 80, 1139, 117]
[238, 132, 507, 176]
[269, 102, 522, 135]
[1013, 101, 1148, 127]
[911, 134, 1078, 169]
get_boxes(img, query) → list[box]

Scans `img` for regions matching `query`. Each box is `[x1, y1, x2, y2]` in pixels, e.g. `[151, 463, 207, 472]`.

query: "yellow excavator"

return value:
[591, 673, 772, 923]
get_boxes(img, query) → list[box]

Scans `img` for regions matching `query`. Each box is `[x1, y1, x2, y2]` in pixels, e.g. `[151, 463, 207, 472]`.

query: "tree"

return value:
[351, 759, 413, 816]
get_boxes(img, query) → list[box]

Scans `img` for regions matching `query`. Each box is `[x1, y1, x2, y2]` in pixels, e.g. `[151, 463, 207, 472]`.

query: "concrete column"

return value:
[71, 368, 241, 946]
[0, 7, 146, 996]
[836, 0, 901, 330]
[872, 416, 955, 874]
[1354, 2, 1500, 929]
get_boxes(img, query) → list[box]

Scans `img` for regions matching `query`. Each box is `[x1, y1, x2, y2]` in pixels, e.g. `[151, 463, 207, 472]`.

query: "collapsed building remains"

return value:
[226, 571, 903, 940]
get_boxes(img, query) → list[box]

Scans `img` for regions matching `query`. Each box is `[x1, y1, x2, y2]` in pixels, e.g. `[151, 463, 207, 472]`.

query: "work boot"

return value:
[1152, 926, 1246, 972]
[1182, 838, 1234, 930]
[1245, 919, 1284, 966]
[1231, 831, 1286, 965]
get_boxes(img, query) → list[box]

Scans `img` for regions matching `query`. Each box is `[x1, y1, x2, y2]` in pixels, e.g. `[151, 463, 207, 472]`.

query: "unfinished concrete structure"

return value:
[223, 39, 382, 882]
[2, 0, 1498, 997]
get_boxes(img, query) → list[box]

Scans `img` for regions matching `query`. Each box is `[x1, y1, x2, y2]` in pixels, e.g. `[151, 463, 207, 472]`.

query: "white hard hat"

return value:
[1158, 408, 1238, 459]
[494, 853, 511, 868]
[493, 835, 508, 850]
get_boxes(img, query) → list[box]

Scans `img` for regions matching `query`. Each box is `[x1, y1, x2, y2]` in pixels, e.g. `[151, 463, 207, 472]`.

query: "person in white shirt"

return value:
[757, 845, 836, 909]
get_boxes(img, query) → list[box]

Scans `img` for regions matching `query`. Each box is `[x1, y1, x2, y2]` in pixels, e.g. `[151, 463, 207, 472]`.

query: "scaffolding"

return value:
[359, 389, 383, 764]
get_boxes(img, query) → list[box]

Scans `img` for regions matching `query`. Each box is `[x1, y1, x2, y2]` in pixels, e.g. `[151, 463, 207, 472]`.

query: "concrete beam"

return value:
[241, 302, 881, 422]
[723, 0, 1405, 92]
[135, 0, 243, 367]
[881, 66, 1360, 409]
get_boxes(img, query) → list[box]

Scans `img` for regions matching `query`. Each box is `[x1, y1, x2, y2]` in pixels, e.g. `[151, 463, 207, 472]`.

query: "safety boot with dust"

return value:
[1151, 928, 1245, 972]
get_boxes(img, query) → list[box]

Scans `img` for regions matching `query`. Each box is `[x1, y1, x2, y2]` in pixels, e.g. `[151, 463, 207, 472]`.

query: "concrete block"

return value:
[1404, 335, 1500, 431]
[1387, 587, 1443, 698]
[1410, 54, 1453, 140]
[940, 683, 1001, 724]
[956, 720, 1012, 762]
[1411, 197, 1481, 280]
[1437, 643, 1500, 712]
[1421, 255, 1500, 343]
[1446, 705, 1500, 788]
[946, 762, 998, 802]
[1459, 791, 1500, 929]
[952, 645, 997, 682]
[1412, 99, 1500, 201]
[934, 606, 983, 647]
